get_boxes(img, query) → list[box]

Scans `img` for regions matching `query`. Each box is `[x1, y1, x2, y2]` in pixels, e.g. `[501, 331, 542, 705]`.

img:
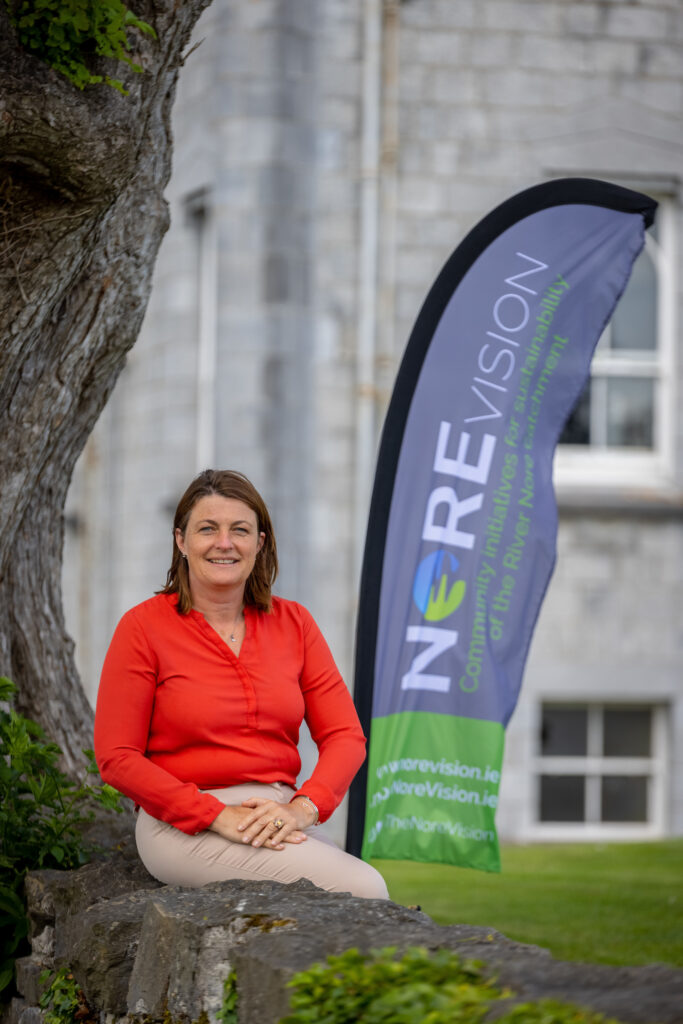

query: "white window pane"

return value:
[540, 775, 585, 821]
[601, 776, 648, 822]
[603, 708, 652, 757]
[606, 377, 654, 447]
[610, 250, 657, 352]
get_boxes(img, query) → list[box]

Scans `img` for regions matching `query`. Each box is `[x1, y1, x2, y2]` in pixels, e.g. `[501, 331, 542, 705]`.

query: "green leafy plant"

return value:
[216, 969, 238, 1024]
[280, 946, 500, 1024]
[495, 1002, 624, 1024]
[39, 968, 78, 1024]
[0, 676, 124, 999]
[279, 946, 625, 1024]
[0, 885, 27, 995]
[39, 966, 96, 1024]
[4, 0, 156, 93]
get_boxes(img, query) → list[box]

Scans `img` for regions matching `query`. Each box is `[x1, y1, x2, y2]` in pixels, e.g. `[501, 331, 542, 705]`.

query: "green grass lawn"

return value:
[371, 840, 683, 968]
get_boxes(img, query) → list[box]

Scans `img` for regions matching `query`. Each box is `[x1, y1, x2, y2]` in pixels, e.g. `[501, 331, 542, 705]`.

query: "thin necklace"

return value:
[229, 612, 244, 642]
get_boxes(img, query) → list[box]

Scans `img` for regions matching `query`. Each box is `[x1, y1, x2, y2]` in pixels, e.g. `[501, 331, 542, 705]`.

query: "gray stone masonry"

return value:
[6, 853, 683, 1024]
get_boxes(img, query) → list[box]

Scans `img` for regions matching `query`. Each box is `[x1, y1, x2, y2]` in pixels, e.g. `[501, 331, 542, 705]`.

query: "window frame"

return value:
[553, 195, 677, 491]
[528, 701, 669, 841]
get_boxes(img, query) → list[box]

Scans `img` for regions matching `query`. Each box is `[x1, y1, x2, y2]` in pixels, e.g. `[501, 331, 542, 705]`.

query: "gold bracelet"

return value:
[293, 794, 319, 825]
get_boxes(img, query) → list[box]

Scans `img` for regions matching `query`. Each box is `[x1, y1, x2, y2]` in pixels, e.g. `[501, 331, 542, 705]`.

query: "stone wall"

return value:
[5, 849, 683, 1024]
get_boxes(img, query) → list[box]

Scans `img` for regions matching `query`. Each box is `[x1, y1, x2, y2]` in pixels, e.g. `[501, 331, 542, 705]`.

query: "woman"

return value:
[94, 469, 388, 900]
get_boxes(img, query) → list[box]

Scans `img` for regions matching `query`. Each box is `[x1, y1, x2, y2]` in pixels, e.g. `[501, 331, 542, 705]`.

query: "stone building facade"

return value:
[64, 0, 683, 845]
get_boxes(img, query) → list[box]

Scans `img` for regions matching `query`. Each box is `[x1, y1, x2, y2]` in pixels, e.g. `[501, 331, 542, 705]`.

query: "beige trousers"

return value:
[135, 782, 389, 900]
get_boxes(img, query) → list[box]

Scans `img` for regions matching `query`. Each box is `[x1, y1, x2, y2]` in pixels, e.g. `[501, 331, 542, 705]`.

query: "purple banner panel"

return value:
[347, 179, 657, 869]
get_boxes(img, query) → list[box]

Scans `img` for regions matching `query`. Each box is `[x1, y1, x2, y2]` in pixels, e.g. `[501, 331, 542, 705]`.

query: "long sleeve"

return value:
[94, 606, 225, 834]
[95, 594, 366, 832]
[291, 605, 366, 822]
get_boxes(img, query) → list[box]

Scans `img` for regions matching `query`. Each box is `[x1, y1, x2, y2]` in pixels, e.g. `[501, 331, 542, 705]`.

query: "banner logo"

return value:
[412, 550, 466, 621]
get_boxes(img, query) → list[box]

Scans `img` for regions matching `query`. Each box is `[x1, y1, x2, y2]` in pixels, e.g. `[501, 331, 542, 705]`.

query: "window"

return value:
[555, 196, 676, 488]
[534, 703, 667, 837]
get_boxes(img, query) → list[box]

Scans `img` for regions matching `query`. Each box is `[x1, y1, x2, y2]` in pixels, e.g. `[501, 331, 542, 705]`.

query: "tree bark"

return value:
[0, 0, 212, 771]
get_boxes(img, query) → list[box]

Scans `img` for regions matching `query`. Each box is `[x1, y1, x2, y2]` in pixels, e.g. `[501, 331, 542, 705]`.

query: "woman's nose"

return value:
[215, 529, 234, 548]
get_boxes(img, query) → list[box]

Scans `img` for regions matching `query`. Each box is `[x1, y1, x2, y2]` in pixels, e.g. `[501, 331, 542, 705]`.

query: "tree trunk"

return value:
[0, 0, 212, 771]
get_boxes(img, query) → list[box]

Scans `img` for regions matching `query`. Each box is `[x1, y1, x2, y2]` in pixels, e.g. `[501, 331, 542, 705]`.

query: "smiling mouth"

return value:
[209, 558, 238, 564]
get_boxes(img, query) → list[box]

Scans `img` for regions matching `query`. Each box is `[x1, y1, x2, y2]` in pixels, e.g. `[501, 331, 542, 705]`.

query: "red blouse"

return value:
[94, 593, 366, 834]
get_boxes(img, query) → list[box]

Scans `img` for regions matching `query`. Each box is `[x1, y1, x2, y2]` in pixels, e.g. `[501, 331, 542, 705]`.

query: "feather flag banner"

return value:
[346, 179, 657, 871]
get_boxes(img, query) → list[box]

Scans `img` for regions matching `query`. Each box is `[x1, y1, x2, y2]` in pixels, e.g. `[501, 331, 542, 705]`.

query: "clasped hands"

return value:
[209, 796, 315, 850]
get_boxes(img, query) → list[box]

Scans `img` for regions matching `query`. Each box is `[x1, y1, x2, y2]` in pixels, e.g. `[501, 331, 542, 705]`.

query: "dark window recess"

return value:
[603, 708, 652, 758]
[540, 775, 585, 822]
[601, 776, 648, 822]
[541, 707, 588, 757]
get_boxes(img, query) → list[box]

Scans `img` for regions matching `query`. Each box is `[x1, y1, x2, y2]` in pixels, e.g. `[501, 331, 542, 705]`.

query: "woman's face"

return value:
[175, 494, 265, 599]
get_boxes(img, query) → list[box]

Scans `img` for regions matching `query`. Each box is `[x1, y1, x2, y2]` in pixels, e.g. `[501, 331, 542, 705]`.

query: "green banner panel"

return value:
[361, 711, 505, 872]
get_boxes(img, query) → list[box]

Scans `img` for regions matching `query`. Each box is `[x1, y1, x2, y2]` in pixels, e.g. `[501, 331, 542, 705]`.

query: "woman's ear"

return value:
[174, 528, 185, 555]
[257, 531, 265, 553]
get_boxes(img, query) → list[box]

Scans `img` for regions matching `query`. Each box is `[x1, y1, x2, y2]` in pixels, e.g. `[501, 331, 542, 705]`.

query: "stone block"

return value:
[398, 176, 446, 215]
[14, 958, 50, 1006]
[66, 889, 163, 1015]
[25, 852, 161, 956]
[27, 929, 51, 968]
[400, 0, 441, 29]
[1, 1001, 44, 1024]
[468, 32, 515, 68]
[124, 879, 524, 1023]
[395, 247, 442, 289]
[482, 1, 560, 33]
[481, 68, 552, 108]
[127, 891, 290, 1020]
[431, 67, 477, 105]
[434, 0, 476, 29]
[23, 874, 59, 937]
[641, 41, 683, 75]
[517, 34, 589, 72]
[239, 0, 313, 35]
[446, 178, 501, 220]
[589, 38, 641, 74]
[258, 163, 307, 211]
[321, 19, 359, 61]
[396, 62, 428, 100]
[218, 119, 276, 167]
[395, 215, 461, 249]
[19, 1009, 44, 1024]
[280, 28, 315, 80]
[560, 3, 602, 37]
[398, 143, 437, 176]
[412, 30, 463, 66]
[320, 95, 358, 133]
[215, 167, 259, 210]
[318, 60, 361, 100]
[607, 5, 670, 40]
[211, 31, 254, 79]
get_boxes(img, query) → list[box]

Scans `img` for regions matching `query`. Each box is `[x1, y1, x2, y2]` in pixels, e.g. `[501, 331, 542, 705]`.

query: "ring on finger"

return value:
[272, 818, 285, 829]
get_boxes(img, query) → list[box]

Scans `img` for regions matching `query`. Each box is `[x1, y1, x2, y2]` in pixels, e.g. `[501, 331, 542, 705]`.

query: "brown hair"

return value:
[159, 469, 278, 614]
